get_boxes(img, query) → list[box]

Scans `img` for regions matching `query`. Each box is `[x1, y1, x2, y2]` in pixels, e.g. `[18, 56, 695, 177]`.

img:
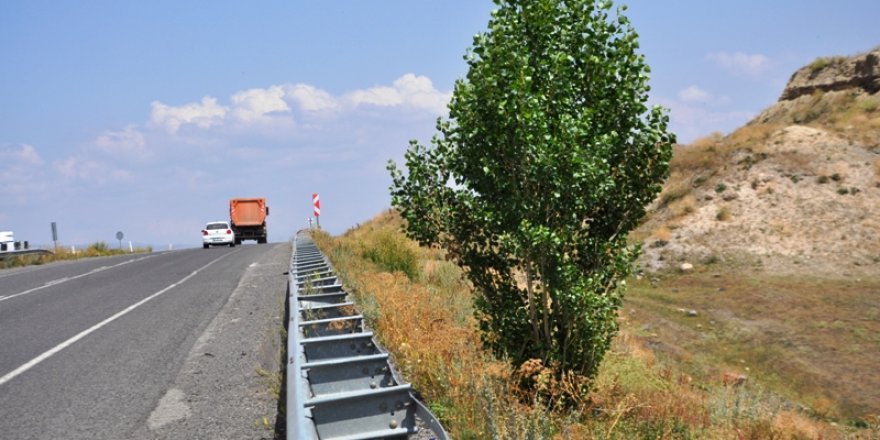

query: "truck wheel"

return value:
[203, 244, 209, 249]
[230, 242, 235, 247]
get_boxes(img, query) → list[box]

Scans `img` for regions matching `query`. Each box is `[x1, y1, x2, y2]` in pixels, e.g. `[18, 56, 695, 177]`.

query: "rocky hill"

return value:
[638, 46, 880, 275]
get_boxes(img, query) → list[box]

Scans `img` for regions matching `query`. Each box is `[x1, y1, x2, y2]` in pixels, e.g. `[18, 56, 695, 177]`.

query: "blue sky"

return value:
[2, 1, 879, 248]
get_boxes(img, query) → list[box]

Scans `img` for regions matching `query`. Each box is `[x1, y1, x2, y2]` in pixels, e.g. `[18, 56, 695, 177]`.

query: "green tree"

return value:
[388, 0, 674, 389]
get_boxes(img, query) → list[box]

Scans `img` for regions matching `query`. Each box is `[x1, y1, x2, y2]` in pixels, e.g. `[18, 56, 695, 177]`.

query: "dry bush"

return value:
[690, 132, 724, 149]
[651, 226, 672, 242]
[716, 206, 732, 222]
[777, 152, 813, 174]
[669, 194, 698, 218]
[757, 181, 777, 197]
[728, 123, 784, 148]
[670, 144, 724, 175]
[657, 174, 692, 209]
[770, 219, 793, 238]
[772, 410, 840, 439]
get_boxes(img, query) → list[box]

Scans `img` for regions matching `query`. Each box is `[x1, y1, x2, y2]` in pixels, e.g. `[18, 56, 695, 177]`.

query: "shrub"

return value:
[361, 231, 420, 280]
[837, 187, 849, 195]
[715, 182, 728, 193]
[658, 180, 691, 208]
[716, 206, 732, 221]
[808, 56, 843, 72]
[817, 175, 830, 184]
[858, 97, 878, 113]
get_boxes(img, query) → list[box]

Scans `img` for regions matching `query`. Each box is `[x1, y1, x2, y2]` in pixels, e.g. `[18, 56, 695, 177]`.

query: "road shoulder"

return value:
[132, 242, 289, 440]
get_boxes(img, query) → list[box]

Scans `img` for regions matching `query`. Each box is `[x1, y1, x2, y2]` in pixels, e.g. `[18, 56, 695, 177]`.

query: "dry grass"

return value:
[651, 226, 672, 242]
[668, 194, 698, 219]
[625, 270, 880, 427]
[0, 242, 152, 269]
[309, 210, 871, 439]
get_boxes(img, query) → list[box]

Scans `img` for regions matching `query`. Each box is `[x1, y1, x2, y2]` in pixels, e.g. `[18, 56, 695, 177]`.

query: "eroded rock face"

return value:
[780, 47, 880, 101]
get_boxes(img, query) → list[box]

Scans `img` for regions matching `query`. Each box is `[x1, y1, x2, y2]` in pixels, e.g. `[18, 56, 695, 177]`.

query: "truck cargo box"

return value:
[230, 198, 268, 226]
[229, 198, 269, 244]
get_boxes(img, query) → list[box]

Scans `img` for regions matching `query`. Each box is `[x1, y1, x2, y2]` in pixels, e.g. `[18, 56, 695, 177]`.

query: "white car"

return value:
[202, 221, 235, 248]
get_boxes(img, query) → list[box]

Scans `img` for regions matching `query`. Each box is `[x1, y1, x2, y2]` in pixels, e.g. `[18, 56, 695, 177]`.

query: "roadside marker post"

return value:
[313, 193, 321, 229]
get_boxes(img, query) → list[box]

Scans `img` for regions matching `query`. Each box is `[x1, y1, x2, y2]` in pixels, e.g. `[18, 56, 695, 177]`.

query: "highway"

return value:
[0, 244, 287, 439]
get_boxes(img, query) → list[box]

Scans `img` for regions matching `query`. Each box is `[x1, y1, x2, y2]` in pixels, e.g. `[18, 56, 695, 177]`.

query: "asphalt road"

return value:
[0, 244, 287, 439]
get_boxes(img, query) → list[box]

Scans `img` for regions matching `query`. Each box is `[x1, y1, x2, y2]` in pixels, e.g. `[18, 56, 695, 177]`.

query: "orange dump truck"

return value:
[229, 198, 269, 244]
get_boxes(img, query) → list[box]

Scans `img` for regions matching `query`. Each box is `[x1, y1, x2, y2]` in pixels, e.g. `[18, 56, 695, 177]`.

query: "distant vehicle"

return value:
[229, 198, 269, 244]
[0, 231, 14, 252]
[202, 221, 235, 249]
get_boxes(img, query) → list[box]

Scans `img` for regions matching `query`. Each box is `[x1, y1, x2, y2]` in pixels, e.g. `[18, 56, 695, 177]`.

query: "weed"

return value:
[837, 187, 850, 195]
[361, 230, 420, 280]
[716, 206, 732, 221]
[715, 182, 727, 193]
[859, 97, 879, 113]
[817, 175, 830, 184]
[809, 57, 835, 72]
[790, 175, 801, 184]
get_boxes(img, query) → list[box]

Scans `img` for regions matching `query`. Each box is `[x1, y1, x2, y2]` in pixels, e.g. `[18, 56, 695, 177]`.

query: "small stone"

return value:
[687, 310, 698, 317]
[680, 262, 694, 272]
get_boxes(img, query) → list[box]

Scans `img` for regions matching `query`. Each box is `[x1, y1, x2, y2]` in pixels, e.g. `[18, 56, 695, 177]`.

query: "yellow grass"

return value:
[0, 242, 152, 269]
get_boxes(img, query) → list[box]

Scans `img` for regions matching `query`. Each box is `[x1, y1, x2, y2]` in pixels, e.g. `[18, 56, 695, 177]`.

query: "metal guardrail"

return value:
[0, 248, 52, 260]
[287, 231, 448, 440]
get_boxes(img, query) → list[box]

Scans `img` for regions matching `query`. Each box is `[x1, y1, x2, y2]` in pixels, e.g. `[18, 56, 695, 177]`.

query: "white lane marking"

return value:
[0, 249, 239, 387]
[0, 255, 153, 303]
[249, 262, 258, 268]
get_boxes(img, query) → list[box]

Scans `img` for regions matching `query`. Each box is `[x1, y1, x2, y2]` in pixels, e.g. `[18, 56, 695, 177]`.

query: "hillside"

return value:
[638, 46, 880, 275]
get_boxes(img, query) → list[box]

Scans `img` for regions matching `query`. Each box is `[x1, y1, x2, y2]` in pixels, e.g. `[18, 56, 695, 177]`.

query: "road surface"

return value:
[0, 244, 287, 439]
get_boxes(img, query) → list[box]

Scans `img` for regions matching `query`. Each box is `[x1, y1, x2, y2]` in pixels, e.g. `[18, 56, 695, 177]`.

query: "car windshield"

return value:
[206, 223, 227, 230]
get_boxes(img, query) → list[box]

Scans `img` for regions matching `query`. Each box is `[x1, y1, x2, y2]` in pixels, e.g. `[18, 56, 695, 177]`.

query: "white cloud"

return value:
[678, 85, 712, 103]
[150, 96, 228, 134]
[230, 85, 290, 123]
[347, 73, 450, 115]
[95, 125, 148, 159]
[656, 97, 753, 144]
[348, 85, 403, 107]
[284, 84, 340, 112]
[677, 85, 731, 106]
[0, 144, 47, 201]
[54, 157, 133, 184]
[1, 143, 44, 166]
[706, 51, 770, 77]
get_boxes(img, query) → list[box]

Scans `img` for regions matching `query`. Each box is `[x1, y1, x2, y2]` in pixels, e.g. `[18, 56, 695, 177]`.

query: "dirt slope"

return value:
[638, 47, 880, 275]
